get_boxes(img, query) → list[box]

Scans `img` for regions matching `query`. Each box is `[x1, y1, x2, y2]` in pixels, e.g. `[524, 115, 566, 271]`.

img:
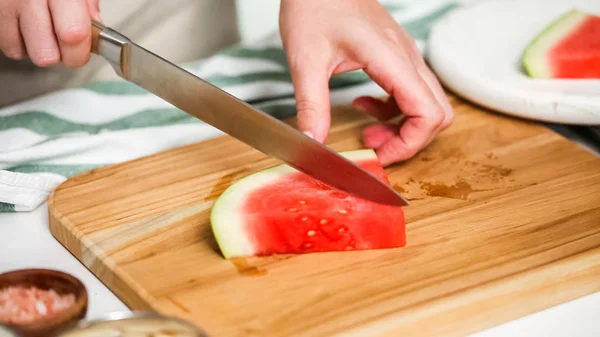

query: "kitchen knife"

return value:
[90, 21, 408, 207]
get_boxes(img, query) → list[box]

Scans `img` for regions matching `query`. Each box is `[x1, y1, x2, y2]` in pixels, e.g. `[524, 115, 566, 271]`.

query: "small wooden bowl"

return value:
[0, 269, 88, 337]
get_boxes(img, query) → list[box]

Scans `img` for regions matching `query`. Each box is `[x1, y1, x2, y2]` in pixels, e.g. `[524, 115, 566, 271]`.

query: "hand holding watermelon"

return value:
[279, 0, 455, 167]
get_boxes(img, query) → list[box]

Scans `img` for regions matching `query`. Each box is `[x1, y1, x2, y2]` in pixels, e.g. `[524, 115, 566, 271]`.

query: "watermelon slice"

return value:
[210, 149, 406, 259]
[522, 9, 600, 78]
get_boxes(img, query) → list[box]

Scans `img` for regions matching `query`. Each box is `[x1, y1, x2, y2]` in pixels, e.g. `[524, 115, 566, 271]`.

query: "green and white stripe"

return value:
[0, 0, 460, 212]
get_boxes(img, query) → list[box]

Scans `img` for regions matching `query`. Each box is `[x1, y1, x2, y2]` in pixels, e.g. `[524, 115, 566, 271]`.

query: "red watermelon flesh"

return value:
[522, 10, 600, 79]
[210, 149, 406, 259]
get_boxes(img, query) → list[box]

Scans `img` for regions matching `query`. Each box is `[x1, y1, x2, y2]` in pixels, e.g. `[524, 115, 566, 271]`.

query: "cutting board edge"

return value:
[47, 202, 600, 337]
[340, 247, 600, 337]
[47, 196, 158, 311]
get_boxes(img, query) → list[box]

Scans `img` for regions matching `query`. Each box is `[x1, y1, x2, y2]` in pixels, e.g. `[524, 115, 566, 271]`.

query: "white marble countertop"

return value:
[1, 203, 599, 336]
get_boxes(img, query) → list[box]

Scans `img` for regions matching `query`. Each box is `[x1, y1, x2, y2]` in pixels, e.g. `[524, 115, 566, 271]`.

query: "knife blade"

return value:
[90, 21, 408, 207]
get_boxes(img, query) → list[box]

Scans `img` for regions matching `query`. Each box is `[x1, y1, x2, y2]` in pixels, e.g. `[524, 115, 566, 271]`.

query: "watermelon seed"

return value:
[301, 216, 308, 222]
[299, 200, 306, 204]
[301, 242, 313, 250]
[338, 227, 347, 233]
[307, 230, 316, 237]
[287, 208, 298, 212]
[337, 209, 348, 214]
[320, 219, 328, 225]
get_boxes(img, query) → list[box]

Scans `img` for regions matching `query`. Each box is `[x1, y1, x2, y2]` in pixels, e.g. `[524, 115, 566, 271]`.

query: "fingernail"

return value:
[303, 131, 314, 139]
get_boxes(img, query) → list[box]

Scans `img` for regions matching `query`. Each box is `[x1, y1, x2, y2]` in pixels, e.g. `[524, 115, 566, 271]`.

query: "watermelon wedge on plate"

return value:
[523, 9, 600, 78]
[210, 149, 406, 259]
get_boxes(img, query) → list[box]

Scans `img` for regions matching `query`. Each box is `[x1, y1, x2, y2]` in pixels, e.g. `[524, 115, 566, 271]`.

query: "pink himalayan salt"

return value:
[0, 285, 75, 325]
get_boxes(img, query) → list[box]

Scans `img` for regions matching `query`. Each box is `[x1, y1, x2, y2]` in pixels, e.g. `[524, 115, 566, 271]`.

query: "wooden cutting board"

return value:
[48, 94, 600, 337]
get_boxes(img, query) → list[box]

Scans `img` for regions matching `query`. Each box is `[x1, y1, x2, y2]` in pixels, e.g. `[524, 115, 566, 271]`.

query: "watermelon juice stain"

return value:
[230, 258, 268, 277]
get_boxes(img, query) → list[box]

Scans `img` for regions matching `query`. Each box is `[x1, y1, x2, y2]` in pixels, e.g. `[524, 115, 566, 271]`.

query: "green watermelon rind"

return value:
[210, 149, 379, 259]
[522, 9, 589, 78]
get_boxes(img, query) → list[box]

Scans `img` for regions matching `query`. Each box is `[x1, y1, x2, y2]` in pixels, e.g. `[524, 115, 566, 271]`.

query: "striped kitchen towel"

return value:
[0, 0, 460, 212]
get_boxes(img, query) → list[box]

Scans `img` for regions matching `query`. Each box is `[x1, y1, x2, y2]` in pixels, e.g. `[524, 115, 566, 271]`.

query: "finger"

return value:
[375, 121, 434, 166]
[362, 49, 445, 163]
[288, 53, 332, 143]
[398, 29, 454, 130]
[49, 0, 92, 68]
[0, 5, 25, 59]
[377, 117, 438, 166]
[352, 96, 400, 121]
[19, 1, 60, 66]
[415, 62, 454, 130]
[362, 123, 396, 149]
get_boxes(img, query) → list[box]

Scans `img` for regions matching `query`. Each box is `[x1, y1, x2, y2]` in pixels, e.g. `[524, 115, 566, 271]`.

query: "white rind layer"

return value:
[523, 9, 589, 78]
[210, 149, 378, 259]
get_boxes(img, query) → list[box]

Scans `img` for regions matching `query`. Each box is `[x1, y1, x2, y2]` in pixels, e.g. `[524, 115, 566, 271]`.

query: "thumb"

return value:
[288, 57, 331, 143]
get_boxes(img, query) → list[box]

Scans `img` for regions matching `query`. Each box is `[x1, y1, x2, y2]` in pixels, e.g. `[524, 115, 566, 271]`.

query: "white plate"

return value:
[427, 0, 600, 125]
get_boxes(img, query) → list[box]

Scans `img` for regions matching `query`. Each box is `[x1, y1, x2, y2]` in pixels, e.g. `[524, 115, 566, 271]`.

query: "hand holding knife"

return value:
[90, 21, 408, 207]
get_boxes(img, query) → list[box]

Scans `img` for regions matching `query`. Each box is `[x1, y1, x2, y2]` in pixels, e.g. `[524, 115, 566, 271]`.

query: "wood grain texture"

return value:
[47, 95, 600, 337]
